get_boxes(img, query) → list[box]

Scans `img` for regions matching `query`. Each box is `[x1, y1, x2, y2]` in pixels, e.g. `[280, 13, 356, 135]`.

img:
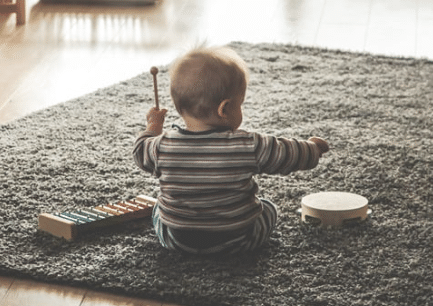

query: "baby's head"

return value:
[169, 46, 249, 131]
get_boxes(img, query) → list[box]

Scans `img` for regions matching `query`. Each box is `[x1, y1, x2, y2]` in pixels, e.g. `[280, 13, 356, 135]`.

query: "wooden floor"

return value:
[1, 0, 433, 125]
[1, 0, 433, 305]
[0, 276, 177, 306]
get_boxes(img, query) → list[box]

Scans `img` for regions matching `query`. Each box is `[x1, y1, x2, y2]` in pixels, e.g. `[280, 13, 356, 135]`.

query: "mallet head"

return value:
[150, 66, 159, 76]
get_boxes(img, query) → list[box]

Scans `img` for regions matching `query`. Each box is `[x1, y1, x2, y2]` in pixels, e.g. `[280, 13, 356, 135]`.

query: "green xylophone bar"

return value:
[38, 195, 156, 240]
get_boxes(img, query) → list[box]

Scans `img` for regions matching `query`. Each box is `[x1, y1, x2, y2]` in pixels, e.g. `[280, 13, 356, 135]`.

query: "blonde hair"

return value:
[169, 46, 249, 118]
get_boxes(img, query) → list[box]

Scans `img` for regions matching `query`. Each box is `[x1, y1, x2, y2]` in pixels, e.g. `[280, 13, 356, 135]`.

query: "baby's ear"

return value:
[217, 99, 230, 118]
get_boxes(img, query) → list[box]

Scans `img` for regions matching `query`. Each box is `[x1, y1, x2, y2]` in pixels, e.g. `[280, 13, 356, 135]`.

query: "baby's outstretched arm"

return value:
[255, 133, 329, 175]
[145, 107, 168, 135]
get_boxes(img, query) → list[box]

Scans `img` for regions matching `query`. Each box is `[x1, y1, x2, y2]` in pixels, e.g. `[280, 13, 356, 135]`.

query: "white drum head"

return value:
[300, 192, 370, 227]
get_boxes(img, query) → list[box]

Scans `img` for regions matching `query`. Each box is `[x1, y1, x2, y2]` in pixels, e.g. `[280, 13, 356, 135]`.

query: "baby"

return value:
[133, 46, 329, 255]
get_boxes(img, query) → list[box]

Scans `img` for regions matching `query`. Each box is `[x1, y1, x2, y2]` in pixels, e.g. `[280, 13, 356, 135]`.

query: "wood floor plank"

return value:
[1, 279, 85, 306]
[81, 290, 162, 306]
[0, 276, 14, 303]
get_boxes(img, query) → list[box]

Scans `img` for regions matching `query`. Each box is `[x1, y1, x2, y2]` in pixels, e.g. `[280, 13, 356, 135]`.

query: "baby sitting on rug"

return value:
[133, 45, 329, 255]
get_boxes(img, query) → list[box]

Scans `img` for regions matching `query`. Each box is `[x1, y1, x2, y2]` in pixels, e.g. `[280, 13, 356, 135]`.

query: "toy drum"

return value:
[299, 191, 371, 227]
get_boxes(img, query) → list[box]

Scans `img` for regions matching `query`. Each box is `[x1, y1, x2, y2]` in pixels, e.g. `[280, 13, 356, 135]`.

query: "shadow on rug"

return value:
[1, 42, 432, 306]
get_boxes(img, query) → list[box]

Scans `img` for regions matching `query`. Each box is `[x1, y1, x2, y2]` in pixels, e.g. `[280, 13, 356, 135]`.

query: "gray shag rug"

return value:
[1, 42, 433, 306]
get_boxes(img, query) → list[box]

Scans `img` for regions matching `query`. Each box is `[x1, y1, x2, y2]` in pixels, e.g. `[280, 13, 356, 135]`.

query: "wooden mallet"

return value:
[150, 66, 159, 110]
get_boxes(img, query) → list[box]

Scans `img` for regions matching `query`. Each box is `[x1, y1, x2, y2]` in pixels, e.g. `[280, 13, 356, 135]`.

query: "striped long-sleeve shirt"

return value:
[133, 125, 321, 232]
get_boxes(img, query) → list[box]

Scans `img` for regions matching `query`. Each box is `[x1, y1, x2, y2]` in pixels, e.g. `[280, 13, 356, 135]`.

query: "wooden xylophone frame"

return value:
[38, 195, 156, 240]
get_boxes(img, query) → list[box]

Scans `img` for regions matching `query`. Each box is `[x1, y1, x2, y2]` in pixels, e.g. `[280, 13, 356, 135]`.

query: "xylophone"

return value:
[38, 195, 156, 240]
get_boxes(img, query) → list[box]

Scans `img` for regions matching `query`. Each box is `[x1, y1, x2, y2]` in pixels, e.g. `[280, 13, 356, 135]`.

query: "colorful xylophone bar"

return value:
[38, 195, 156, 240]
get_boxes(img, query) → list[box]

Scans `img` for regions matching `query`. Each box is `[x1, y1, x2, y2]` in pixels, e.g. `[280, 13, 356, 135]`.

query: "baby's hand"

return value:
[146, 107, 168, 134]
[308, 136, 329, 157]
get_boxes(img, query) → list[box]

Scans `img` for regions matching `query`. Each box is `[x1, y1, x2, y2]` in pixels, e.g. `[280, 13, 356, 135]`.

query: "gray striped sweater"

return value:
[133, 126, 321, 232]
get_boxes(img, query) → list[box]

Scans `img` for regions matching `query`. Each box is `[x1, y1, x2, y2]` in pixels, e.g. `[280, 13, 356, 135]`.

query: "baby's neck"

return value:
[182, 113, 227, 132]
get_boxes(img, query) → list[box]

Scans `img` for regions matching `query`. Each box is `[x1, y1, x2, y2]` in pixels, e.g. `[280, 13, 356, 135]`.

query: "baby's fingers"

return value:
[147, 107, 167, 118]
[309, 137, 329, 154]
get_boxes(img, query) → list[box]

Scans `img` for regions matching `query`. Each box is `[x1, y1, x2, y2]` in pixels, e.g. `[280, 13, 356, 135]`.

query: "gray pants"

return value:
[152, 199, 278, 255]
